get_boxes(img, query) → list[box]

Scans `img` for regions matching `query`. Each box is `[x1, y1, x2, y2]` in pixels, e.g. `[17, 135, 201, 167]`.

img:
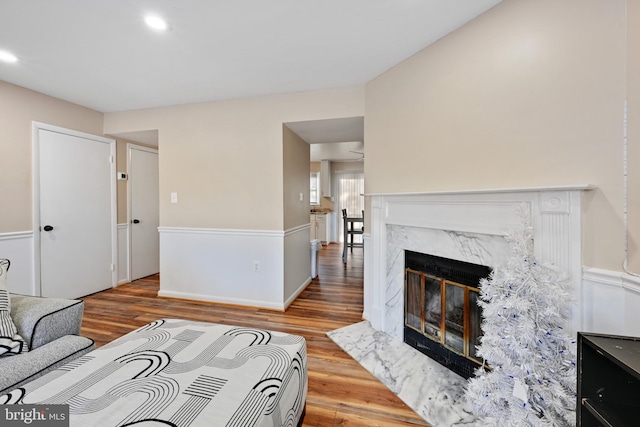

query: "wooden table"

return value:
[343, 216, 364, 263]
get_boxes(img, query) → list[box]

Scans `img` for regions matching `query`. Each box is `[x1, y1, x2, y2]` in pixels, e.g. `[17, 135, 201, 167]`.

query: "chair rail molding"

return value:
[582, 267, 640, 336]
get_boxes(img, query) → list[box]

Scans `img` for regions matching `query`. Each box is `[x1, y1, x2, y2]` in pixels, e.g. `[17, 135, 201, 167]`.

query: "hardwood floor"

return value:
[80, 243, 429, 426]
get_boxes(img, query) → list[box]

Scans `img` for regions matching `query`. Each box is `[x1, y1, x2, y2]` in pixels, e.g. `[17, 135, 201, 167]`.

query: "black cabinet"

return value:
[577, 332, 640, 426]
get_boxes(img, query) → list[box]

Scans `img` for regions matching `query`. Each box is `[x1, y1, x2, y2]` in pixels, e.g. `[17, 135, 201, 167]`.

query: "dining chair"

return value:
[342, 209, 364, 263]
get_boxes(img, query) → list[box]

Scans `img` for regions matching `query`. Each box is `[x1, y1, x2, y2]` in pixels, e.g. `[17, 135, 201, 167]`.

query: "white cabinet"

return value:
[316, 214, 327, 244]
[320, 160, 331, 198]
[310, 214, 317, 240]
[327, 212, 337, 243]
[310, 213, 330, 244]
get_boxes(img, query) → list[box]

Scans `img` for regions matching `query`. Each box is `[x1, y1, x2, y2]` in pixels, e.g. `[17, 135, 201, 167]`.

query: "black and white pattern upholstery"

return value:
[0, 259, 28, 356]
[1, 319, 307, 427]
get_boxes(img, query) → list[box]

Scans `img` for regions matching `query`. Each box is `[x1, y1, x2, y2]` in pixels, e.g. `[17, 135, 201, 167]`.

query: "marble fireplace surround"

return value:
[364, 185, 594, 342]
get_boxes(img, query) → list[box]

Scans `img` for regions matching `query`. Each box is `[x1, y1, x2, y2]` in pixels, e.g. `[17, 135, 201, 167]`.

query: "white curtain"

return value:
[334, 171, 364, 243]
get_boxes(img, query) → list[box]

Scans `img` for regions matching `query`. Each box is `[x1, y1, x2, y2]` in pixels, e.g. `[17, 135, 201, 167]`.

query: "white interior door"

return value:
[36, 124, 116, 299]
[129, 145, 159, 281]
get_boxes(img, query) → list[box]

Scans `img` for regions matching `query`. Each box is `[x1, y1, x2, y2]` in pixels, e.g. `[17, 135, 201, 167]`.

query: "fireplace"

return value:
[404, 250, 491, 379]
[356, 187, 588, 424]
[365, 188, 589, 384]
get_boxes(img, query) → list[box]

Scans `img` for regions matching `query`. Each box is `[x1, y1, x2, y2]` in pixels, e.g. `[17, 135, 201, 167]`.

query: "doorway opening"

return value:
[335, 171, 364, 245]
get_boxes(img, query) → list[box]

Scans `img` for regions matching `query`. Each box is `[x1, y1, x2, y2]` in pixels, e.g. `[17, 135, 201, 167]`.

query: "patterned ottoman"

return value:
[1, 319, 308, 427]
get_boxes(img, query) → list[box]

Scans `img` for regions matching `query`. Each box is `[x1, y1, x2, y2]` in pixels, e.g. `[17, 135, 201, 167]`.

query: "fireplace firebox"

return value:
[404, 250, 491, 379]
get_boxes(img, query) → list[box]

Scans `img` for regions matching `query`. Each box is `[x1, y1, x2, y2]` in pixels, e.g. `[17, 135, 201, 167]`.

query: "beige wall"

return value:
[6, 0, 633, 275]
[283, 125, 310, 230]
[365, 0, 628, 271]
[115, 139, 128, 224]
[104, 86, 364, 230]
[626, 0, 640, 272]
[0, 81, 104, 233]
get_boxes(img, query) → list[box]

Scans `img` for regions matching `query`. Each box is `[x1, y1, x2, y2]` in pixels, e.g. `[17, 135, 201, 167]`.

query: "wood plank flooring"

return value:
[80, 243, 429, 426]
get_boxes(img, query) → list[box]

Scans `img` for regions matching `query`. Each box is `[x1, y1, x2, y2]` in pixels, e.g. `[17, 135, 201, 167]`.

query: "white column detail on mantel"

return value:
[364, 186, 595, 341]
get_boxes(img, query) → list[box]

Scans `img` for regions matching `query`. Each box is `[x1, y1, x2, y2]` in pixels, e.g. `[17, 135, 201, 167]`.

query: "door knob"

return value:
[43, 225, 54, 232]
[132, 219, 140, 224]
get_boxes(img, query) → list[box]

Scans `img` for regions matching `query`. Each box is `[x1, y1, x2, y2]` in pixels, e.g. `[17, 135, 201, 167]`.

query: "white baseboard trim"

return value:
[158, 289, 286, 311]
[284, 277, 312, 310]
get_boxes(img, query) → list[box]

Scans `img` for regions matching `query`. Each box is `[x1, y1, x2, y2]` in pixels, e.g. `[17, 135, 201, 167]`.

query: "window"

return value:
[334, 171, 364, 242]
[310, 172, 320, 205]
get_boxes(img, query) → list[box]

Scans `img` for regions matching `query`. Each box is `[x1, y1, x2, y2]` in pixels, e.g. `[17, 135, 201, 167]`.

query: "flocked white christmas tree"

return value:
[466, 216, 577, 427]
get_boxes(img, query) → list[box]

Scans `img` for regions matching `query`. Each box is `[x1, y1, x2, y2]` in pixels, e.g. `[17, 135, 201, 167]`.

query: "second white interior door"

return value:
[129, 145, 159, 281]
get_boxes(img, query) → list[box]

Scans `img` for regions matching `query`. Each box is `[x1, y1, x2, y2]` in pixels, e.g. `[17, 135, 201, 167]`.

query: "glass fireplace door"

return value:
[404, 268, 484, 364]
[444, 281, 465, 354]
[423, 275, 442, 340]
[405, 270, 422, 331]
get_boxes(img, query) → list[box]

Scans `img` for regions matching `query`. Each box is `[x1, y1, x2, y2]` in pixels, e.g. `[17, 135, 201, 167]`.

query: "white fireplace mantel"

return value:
[363, 185, 595, 340]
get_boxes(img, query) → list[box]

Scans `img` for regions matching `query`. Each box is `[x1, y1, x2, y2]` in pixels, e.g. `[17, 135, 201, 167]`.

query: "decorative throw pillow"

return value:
[0, 259, 28, 356]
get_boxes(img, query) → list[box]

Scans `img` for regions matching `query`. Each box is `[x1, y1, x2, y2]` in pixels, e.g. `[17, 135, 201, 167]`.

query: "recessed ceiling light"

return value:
[0, 50, 18, 63]
[145, 16, 169, 31]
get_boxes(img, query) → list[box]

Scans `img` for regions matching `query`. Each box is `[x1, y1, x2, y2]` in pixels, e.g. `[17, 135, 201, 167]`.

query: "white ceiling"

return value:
[112, 130, 159, 147]
[286, 117, 363, 145]
[286, 117, 364, 162]
[1, 0, 501, 154]
[310, 141, 365, 163]
[0, 0, 502, 114]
